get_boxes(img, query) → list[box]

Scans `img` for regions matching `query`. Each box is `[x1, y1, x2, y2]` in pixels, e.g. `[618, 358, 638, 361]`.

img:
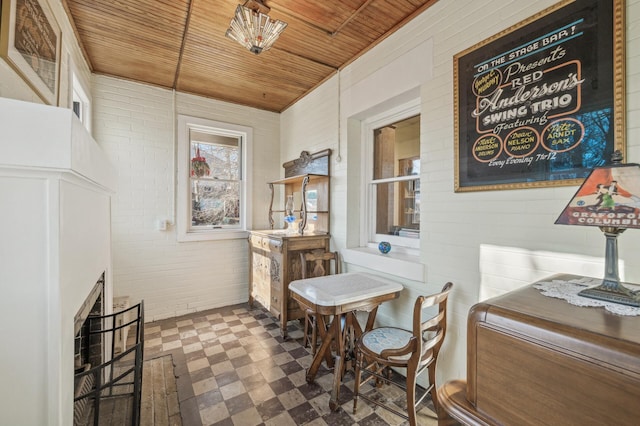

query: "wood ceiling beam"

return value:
[271, 47, 338, 70]
[330, 0, 375, 37]
[269, 5, 333, 36]
[173, 0, 195, 89]
[270, 0, 375, 37]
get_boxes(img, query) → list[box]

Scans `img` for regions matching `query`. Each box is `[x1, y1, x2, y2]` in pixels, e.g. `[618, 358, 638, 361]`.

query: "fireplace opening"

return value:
[74, 275, 105, 373]
[73, 273, 145, 426]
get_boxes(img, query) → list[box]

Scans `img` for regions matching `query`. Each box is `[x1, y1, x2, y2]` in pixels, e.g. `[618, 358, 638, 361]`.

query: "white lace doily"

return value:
[534, 277, 640, 316]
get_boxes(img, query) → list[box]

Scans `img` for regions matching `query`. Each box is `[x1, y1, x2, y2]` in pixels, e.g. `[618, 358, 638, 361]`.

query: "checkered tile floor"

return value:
[143, 303, 438, 426]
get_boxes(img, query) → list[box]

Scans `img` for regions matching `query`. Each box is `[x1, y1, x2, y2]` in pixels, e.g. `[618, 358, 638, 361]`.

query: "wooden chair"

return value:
[353, 282, 453, 425]
[299, 249, 341, 354]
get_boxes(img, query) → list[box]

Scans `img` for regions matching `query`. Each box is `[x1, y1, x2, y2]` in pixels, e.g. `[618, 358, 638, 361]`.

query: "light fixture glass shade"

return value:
[555, 160, 640, 307]
[555, 163, 640, 229]
[225, 4, 287, 55]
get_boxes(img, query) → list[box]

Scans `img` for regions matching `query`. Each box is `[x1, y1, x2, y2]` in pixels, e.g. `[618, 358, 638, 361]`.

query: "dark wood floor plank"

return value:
[152, 357, 170, 425]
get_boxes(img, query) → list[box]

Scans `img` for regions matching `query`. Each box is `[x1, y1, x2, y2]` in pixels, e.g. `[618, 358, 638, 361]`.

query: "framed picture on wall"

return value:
[454, 0, 624, 192]
[0, 0, 61, 105]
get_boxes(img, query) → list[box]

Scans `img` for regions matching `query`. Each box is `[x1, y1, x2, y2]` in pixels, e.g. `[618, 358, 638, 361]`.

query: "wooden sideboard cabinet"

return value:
[249, 149, 332, 338]
[438, 274, 640, 426]
[248, 230, 330, 338]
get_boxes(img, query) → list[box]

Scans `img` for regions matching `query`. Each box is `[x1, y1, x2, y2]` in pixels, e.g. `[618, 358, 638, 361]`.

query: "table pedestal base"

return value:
[306, 309, 376, 410]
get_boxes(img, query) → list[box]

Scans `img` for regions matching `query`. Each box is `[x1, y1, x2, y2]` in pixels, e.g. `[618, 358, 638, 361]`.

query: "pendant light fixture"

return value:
[225, 0, 288, 55]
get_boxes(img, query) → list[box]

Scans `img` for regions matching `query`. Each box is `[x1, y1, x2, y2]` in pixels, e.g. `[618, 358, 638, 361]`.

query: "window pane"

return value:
[191, 180, 240, 227]
[371, 114, 420, 241]
[73, 101, 81, 118]
[189, 130, 241, 230]
[373, 115, 420, 180]
[177, 115, 251, 241]
[209, 145, 239, 180]
[399, 157, 420, 177]
[191, 142, 240, 180]
[374, 179, 420, 237]
[373, 127, 396, 179]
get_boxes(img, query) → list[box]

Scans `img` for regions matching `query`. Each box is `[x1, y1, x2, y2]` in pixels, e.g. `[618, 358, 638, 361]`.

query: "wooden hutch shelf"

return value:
[268, 173, 330, 234]
[249, 149, 332, 338]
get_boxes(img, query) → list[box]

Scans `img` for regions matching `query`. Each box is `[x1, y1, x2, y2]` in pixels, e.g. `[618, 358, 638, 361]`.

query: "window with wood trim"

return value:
[177, 115, 252, 241]
[364, 103, 420, 249]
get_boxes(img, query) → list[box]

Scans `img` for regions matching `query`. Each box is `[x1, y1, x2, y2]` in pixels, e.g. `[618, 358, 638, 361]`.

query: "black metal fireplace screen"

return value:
[74, 301, 145, 426]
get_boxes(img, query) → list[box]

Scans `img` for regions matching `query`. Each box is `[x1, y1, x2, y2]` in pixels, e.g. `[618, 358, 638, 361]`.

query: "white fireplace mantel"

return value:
[0, 98, 116, 426]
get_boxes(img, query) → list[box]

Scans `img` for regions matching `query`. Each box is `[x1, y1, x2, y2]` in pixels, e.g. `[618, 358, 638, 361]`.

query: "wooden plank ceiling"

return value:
[63, 0, 438, 112]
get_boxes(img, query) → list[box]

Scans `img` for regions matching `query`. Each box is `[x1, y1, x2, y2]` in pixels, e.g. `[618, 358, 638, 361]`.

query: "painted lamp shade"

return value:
[555, 158, 640, 308]
[555, 163, 640, 229]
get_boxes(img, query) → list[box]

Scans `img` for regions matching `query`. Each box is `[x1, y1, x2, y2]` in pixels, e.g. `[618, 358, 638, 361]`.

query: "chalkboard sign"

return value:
[454, 0, 624, 192]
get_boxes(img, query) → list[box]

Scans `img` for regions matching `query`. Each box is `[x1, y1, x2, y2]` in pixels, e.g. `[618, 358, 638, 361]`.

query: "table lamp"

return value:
[555, 151, 640, 307]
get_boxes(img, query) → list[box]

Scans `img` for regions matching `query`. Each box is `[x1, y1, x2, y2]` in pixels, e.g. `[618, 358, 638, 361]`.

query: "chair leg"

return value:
[406, 365, 418, 426]
[310, 314, 317, 355]
[374, 365, 389, 388]
[428, 361, 439, 416]
[303, 312, 310, 348]
[353, 350, 364, 414]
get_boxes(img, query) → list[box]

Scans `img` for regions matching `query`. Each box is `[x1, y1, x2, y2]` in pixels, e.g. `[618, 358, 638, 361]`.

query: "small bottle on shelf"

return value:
[284, 195, 297, 234]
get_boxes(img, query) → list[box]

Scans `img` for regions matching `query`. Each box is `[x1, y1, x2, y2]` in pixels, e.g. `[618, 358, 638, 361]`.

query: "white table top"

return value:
[289, 272, 404, 306]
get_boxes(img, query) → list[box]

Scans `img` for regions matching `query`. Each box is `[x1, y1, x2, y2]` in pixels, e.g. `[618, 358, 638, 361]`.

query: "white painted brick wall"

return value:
[281, 0, 640, 384]
[92, 76, 280, 321]
[280, 76, 345, 250]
